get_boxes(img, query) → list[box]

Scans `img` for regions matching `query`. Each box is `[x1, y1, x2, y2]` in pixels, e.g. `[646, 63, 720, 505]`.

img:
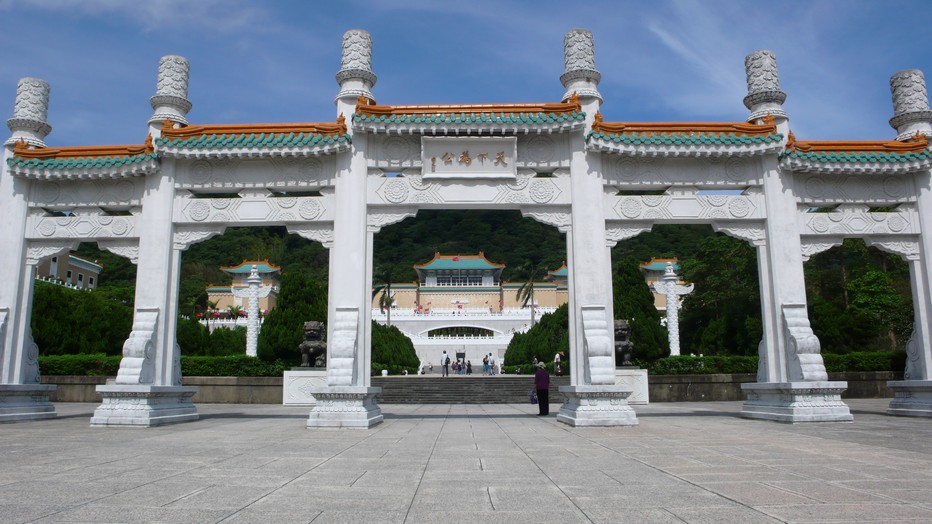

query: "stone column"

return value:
[307, 30, 382, 428]
[740, 50, 851, 422]
[0, 79, 57, 421]
[556, 29, 637, 427]
[91, 57, 197, 427]
[887, 69, 932, 416]
[651, 263, 693, 356]
[232, 265, 272, 358]
[889, 69, 932, 141]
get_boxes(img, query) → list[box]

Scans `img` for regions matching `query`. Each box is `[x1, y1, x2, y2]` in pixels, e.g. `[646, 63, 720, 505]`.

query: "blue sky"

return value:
[1, 0, 931, 147]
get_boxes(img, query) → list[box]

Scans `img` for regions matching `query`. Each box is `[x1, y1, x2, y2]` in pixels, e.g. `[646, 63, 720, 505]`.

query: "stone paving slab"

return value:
[1, 399, 931, 523]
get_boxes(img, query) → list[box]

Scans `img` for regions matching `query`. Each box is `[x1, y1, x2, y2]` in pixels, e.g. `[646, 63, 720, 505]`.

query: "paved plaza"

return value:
[1, 399, 931, 523]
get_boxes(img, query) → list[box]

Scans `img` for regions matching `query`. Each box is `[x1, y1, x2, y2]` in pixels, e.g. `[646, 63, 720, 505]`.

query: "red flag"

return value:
[452, 256, 460, 261]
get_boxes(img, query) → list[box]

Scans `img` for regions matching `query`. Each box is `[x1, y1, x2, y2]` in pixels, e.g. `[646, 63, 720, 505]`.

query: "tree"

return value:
[613, 259, 668, 361]
[515, 261, 548, 327]
[372, 264, 395, 326]
[31, 281, 132, 355]
[371, 321, 419, 371]
[505, 304, 569, 366]
[257, 272, 327, 362]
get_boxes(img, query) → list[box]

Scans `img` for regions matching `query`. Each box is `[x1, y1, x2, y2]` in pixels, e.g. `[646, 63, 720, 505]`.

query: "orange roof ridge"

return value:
[592, 113, 777, 136]
[161, 116, 347, 139]
[14, 135, 154, 159]
[786, 131, 929, 153]
[356, 93, 581, 116]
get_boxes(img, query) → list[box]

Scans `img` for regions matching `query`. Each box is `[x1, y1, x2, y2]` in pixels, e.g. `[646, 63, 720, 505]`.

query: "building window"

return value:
[51, 257, 57, 262]
[89, 277, 95, 287]
[66, 270, 72, 283]
[436, 276, 483, 286]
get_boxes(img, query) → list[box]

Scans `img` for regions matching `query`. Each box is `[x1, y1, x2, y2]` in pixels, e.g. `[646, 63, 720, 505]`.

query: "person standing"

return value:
[534, 362, 550, 416]
[554, 352, 562, 376]
[441, 350, 450, 377]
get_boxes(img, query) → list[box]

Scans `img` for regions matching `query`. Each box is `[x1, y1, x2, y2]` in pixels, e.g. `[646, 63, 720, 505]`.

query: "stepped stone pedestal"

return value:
[741, 381, 852, 423]
[557, 385, 639, 427]
[283, 368, 328, 405]
[887, 380, 932, 417]
[91, 385, 198, 427]
[0, 384, 57, 422]
[306, 386, 383, 428]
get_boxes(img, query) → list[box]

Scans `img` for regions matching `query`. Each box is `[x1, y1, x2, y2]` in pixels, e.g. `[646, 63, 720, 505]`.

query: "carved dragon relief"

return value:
[327, 307, 358, 387]
[783, 304, 828, 382]
[115, 308, 159, 385]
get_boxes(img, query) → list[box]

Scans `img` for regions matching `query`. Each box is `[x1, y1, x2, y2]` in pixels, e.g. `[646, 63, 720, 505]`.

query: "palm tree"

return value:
[227, 305, 242, 321]
[516, 262, 547, 327]
[372, 265, 394, 326]
[206, 299, 218, 329]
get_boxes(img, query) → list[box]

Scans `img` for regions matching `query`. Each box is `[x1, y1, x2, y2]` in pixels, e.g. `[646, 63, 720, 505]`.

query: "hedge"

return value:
[39, 354, 287, 377]
[642, 351, 906, 375]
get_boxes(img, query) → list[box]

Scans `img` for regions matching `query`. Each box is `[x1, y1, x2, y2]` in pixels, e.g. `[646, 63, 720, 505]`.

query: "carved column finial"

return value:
[5, 77, 52, 148]
[335, 29, 376, 104]
[889, 69, 932, 141]
[148, 55, 192, 128]
[743, 50, 787, 123]
[560, 28, 602, 103]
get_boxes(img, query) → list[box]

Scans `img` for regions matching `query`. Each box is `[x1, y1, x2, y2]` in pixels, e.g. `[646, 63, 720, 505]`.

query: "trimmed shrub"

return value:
[39, 354, 122, 376]
[371, 321, 419, 374]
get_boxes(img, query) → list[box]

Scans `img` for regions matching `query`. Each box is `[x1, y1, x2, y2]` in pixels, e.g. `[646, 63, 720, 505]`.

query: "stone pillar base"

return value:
[91, 385, 199, 427]
[741, 381, 852, 423]
[556, 385, 639, 427]
[887, 380, 932, 418]
[616, 367, 649, 404]
[0, 384, 57, 422]
[283, 368, 328, 406]
[306, 386, 383, 429]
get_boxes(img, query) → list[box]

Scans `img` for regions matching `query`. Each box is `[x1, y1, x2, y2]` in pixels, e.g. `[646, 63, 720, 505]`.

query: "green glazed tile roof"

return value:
[7, 153, 157, 171]
[157, 132, 349, 150]
[588, 130, 783, 146]
[780, 149, 932, 163]
[415, 252, 504, 271]
[640, 261, 682, 271]
[354, 111, 586, 126]
[221, 261, 281, 274]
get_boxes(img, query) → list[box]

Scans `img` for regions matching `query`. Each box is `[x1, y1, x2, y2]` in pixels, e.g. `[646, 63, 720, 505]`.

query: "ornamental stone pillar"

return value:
[739, 50, 851, 422]
[231, 265, 272, 358]
[148, 55, 192, 135]
[887, 69, 932, 416]
[652, 263, 693, 356]
[889, 69, 932, 141]
[557, 29, 637, 427]
[91, 57, 197, 427]
[0, 79, 57, 421]
[306, 29, 382, 428]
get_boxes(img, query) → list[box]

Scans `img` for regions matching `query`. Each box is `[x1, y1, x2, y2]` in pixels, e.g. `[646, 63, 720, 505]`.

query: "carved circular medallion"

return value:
[111, 218, 130, 236]
[300, 158, 323, 182]
[37, 219, 55, 237]
[642, 195, 663, 207]
[211, 198, 231, 210]
[299, 199, 323, 220]
[35, 182, 60, 203]
[529, 180, 556, 203]
[805, 177, 825, 198]
[506, 192, 530, 203]
[615, 157, 640, 182]
[707, 195, 727, 207]
[619, 198, 642, 218]
[383, 180, 409, 203]
[644, 209, 664, 219]
[190, 160, 213, 185]
[213, 212, 231, 223]
[708, 209, 728, 219]
[384, 135, 415, 162]
[98, 215, 113, 225]
[510, 172, 533, 190]
[112, 180, 135, 202]
[810, 215, 830, 233]
[883, 176, 905, 198]
[728, 198, 751, 218]
[188, 201, 210, 221]
[887, 215, 907, 232]
[277, 212, 296, 221]
[56, 217, 73, 226]
[525, 135, 555, 163]
[278, 196, 297, 208]
[725, 157, 746, 181]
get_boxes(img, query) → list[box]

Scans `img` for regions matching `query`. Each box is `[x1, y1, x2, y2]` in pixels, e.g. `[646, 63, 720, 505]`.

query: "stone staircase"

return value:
[371, 375, 571, 404]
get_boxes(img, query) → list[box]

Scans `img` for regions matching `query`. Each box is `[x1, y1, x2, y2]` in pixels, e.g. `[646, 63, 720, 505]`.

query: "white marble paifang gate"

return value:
[2, 30, 931, 427]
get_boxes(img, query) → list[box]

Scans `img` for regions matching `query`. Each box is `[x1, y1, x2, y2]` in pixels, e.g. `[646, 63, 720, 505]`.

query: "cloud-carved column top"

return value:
[6, 77, 52, 147]
[743, 50, 787, 121]
[149, 55, 192, 126]
[889, 69, 932, 140]
[560, 28, 601, 102]
[335, 29, 376, 104]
